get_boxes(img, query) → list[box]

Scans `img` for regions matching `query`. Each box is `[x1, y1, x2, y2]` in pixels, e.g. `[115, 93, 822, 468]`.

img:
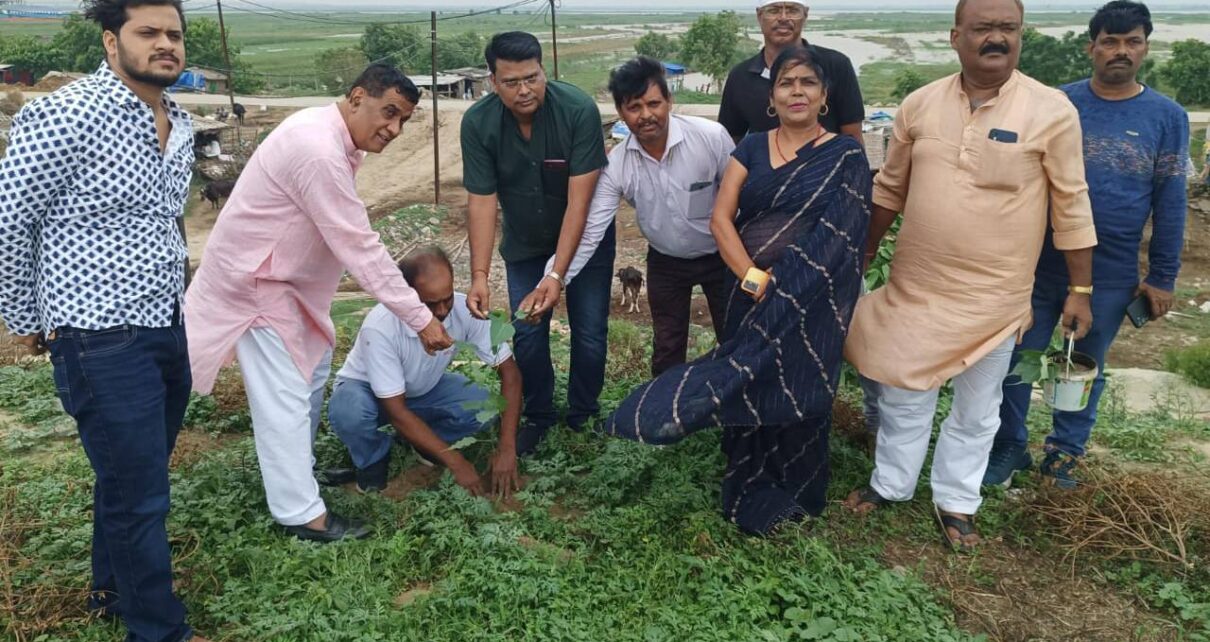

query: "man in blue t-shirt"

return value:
[985, 0, 1189, 490]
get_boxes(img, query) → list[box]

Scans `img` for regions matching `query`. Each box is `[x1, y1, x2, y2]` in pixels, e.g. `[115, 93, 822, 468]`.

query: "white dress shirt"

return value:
[548, 115, 735, 283]
[338, 294, 513, 399]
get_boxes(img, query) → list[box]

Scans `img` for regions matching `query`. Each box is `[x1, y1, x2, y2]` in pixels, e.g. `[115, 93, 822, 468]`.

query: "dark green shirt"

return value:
[461, 80, 607, 262]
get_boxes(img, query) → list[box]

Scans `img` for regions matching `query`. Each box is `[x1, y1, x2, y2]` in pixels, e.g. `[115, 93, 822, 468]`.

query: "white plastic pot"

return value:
[1041, 351, 1099, 412]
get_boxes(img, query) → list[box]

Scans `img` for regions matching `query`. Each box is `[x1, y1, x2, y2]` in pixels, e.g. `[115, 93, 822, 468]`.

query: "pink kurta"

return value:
[844, 72, 1097, 391]
[185, 104, 433, 394]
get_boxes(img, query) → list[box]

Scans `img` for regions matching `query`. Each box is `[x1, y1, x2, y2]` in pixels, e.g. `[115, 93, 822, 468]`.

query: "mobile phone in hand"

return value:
[1126, 294, 1150, 328]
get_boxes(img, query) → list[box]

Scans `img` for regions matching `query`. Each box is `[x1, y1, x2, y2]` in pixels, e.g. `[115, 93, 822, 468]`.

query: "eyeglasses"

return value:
[497, 71, 544, 91]
[761, 4, 806, 18]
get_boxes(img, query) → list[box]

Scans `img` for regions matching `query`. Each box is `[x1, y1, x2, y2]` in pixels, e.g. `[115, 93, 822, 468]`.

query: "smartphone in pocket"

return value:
[541, 158, 570, 199]
[1126, 294, 1151, 328]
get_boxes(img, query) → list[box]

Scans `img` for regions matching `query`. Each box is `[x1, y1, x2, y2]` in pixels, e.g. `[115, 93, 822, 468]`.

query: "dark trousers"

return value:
[48, 324, 193, 642]
[996, 279, 1136, 457]
[646, 247, 729, 376]
[506, 224, 616, 430]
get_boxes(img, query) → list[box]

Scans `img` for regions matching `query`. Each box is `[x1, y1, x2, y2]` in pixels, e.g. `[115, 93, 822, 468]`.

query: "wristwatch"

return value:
[1068, 285, 1094, 295]
[740, 267, 770, 296]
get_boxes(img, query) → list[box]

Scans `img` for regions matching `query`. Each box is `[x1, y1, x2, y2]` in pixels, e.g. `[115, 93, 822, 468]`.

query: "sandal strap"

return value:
[938, 513, 976, 537]
[857, 486, 891, 507]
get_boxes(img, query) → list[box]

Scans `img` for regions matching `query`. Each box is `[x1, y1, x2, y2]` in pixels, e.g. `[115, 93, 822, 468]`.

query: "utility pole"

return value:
[214, 0, 236, 114]
[431, 11, 440, 207]
[549, 0, 559, 80]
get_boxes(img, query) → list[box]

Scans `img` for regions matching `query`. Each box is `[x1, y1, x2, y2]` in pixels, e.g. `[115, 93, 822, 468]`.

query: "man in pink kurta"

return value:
[186, 65, 453, 542]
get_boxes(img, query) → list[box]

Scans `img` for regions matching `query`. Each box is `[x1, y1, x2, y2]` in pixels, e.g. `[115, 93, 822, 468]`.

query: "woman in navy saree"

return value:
[603, 46, 871, 535]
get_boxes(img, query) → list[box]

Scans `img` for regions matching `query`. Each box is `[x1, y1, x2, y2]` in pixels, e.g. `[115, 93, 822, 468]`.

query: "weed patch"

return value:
[1166, 339, 1210, 388]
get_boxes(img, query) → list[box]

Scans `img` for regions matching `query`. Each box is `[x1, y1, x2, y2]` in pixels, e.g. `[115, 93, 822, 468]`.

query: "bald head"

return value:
[399, 246, 452, 287]
[399, 246, 455, 321]
[955, 0, 1024, 25]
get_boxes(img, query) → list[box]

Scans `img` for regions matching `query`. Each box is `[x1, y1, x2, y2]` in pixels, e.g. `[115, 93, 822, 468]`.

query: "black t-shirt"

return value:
[718, 41, 865, 140]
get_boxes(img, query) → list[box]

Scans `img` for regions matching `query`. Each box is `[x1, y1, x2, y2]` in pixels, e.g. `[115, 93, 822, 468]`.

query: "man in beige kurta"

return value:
[842, 0, 1098, 551]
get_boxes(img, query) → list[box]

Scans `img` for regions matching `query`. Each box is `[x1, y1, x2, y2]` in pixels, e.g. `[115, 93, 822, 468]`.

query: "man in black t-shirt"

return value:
[719, 0, 865, 141]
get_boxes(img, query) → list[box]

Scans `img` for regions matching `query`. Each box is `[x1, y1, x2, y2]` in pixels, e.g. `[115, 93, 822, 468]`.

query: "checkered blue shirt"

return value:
[0, 63, 193, 337]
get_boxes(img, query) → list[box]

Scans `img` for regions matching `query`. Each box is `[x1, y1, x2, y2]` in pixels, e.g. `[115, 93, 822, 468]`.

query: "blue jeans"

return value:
[47, 324, 193, 642]
[996, 279, 1136, 457]
[506, 224, 616, 430]
[328, 375, 492, 469]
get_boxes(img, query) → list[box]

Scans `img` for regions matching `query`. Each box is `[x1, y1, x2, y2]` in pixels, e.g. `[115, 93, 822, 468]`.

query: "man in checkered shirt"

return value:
[0, 0, 211, 639]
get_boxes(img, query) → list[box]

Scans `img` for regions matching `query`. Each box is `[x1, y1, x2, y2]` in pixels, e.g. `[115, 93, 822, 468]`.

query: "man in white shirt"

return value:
[326, 247, 523, 498]
[557, 56, 735, 375]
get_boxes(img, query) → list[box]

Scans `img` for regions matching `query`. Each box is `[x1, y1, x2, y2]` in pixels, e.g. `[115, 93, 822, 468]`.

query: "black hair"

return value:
[485, 31, 542, 74]
[347, 63, 420, 104]
[398, 246, 452, 287]
[608, 56, 670, 107]
[768, 45, 830, 94]
[1088, 0, 1153, 40]
[83, 0, 185, 34]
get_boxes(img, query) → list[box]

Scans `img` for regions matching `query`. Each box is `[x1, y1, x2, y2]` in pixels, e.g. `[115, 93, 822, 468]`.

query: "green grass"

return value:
[0, 321, 975, 641]
[3, 312, 1208, 640]
[858, 60, 960, 105]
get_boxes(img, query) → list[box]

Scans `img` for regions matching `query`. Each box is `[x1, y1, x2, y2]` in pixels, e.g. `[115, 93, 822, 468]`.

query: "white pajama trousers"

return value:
[235, 327, 332, 526]
[869, 336, 1015, 515]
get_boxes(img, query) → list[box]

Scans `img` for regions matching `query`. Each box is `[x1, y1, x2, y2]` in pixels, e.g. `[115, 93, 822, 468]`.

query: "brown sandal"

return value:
[933, 504, 978, 554]
[845, 486, 892, 513]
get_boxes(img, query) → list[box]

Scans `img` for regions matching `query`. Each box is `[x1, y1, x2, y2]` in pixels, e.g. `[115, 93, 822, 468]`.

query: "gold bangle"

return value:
[1068, 285, 1094, 295]
[740, 267, 769, 296]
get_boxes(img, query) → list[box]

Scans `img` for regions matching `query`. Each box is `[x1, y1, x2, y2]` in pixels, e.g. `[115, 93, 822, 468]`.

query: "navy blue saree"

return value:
[603, 133, 871, 535]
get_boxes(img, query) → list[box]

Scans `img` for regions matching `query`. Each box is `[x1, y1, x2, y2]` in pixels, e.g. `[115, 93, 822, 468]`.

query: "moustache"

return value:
[979, 42, 1010, 56]
[1109, 57, 1133, 66]
[152, 55, 180, 64]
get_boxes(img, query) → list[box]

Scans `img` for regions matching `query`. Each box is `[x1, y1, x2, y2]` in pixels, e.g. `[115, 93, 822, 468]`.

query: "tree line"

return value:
[0, 15, 489, 95]
[891, 28, 1210, 104]
[639, 12, 1210, 107]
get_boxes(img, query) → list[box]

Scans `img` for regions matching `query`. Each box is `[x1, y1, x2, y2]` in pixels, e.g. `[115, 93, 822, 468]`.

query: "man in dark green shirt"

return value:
[462, 31, 613, 455]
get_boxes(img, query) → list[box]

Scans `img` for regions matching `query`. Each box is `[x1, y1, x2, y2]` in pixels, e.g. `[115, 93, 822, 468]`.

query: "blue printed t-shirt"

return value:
[1035, 79, 1189, 291]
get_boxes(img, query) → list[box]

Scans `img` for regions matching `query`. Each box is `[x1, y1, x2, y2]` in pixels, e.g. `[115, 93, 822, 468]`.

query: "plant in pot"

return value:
[1008, 330, 1099, 412]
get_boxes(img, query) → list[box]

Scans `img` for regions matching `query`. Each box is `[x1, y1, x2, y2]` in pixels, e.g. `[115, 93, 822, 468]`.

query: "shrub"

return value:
[1164, 340, 1210, 388]
[605, 319, 650, 382]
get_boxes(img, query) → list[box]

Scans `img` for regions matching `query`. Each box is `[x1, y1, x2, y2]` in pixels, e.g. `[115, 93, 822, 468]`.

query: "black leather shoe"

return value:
[355, 456, 390, 493]
[515, 423, 550, 457]
[315, 467, 357, 487]
[283, 513, 372, 543]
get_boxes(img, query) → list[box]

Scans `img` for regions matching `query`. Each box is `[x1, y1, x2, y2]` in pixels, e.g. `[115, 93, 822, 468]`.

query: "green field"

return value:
[2, 10, 1208, 101]
[2, 295, 1208, 640]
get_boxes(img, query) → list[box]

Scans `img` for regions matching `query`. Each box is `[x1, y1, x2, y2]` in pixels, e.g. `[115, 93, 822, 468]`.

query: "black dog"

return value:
[616, 267, 644, 313]
[200, 179, 236, 210]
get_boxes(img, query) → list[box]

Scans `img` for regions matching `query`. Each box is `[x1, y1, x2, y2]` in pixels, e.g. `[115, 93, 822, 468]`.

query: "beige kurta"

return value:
[845, 71, 1097, 391]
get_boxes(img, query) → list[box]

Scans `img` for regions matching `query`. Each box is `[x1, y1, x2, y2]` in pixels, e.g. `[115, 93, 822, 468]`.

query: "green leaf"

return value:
[489, 310, 517, 347]
[1009, 350, 1048, 384]
[803, 617, 838, 639]
[447, 436, 479, 451]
